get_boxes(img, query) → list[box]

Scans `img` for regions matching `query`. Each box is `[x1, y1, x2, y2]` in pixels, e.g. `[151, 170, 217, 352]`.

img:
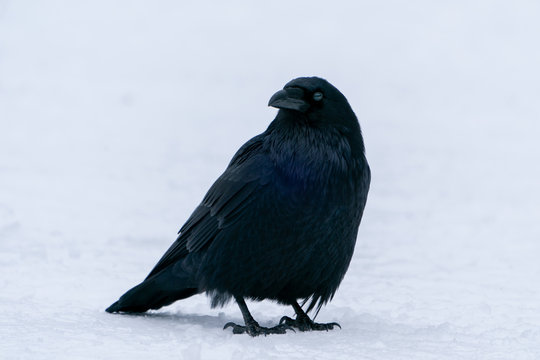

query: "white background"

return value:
[1, 1, 539, 359]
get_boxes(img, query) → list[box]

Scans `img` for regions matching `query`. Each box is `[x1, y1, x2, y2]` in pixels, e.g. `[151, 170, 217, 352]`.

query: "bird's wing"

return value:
[145, 135, 272, 280]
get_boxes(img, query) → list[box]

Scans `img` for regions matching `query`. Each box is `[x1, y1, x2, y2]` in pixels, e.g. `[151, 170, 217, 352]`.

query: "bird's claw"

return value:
[279, 316, 295, 326]
[223, 322, 247, 335]
[223, 321, 295, 337]
[279, 315, 341, 332]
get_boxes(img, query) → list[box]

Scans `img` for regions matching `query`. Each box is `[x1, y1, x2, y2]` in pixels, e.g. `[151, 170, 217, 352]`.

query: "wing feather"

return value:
[145, 135, 271, 279]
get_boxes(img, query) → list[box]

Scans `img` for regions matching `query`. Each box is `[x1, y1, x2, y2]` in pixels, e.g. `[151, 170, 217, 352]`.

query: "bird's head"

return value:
[268, 77, 358, 131]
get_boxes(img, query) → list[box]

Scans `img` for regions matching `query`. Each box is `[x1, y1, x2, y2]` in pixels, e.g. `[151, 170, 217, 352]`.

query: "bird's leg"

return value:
[223, 296, 294, 336]
[279, 301, 341, 332]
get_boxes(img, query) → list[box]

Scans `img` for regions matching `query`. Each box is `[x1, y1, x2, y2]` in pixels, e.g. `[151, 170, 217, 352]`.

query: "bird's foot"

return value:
[279, 315, 341, 332]
[223, 320, 295, 337]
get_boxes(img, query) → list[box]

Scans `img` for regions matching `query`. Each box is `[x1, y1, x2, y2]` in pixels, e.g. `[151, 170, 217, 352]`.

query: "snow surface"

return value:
[1, 1, 540, 359]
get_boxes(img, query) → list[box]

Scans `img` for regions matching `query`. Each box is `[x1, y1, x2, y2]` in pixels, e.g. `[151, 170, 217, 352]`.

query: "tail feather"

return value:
[106, 265, 198, 313]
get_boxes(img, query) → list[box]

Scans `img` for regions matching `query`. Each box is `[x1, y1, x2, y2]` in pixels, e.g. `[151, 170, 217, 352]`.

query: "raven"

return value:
[106, 77, 370, 336]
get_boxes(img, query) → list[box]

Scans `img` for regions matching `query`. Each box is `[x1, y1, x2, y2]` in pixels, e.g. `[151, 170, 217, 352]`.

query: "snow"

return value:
[1, 1, 540, 359]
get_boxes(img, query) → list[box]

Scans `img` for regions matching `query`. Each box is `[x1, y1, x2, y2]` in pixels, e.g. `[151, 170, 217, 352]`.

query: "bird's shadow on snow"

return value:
[111, 311, 241, 330]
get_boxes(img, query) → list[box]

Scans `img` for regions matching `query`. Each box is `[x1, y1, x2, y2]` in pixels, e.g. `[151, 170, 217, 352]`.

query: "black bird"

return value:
[106, 77, 370, 336]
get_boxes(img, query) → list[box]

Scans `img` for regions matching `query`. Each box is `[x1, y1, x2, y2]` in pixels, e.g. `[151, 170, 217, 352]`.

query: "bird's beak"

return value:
[268, 87, 309, 113]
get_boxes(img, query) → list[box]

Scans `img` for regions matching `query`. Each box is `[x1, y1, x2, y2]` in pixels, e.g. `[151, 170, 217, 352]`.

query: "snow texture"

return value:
[1, 1, 540, 359]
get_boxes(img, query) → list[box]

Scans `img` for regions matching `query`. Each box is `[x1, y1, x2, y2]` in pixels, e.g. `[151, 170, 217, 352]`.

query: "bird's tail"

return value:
[106, 265, 198, 313]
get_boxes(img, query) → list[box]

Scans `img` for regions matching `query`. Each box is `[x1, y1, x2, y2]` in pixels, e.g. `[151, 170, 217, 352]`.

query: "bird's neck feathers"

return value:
[264, 111, 366, 186]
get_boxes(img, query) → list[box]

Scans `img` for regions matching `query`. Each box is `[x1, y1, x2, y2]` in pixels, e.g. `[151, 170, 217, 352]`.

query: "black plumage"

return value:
[106, 77, 370, 336]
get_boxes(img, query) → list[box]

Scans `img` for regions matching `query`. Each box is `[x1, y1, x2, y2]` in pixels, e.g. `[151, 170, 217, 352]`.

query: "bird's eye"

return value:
[313, 92, 323, 101]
